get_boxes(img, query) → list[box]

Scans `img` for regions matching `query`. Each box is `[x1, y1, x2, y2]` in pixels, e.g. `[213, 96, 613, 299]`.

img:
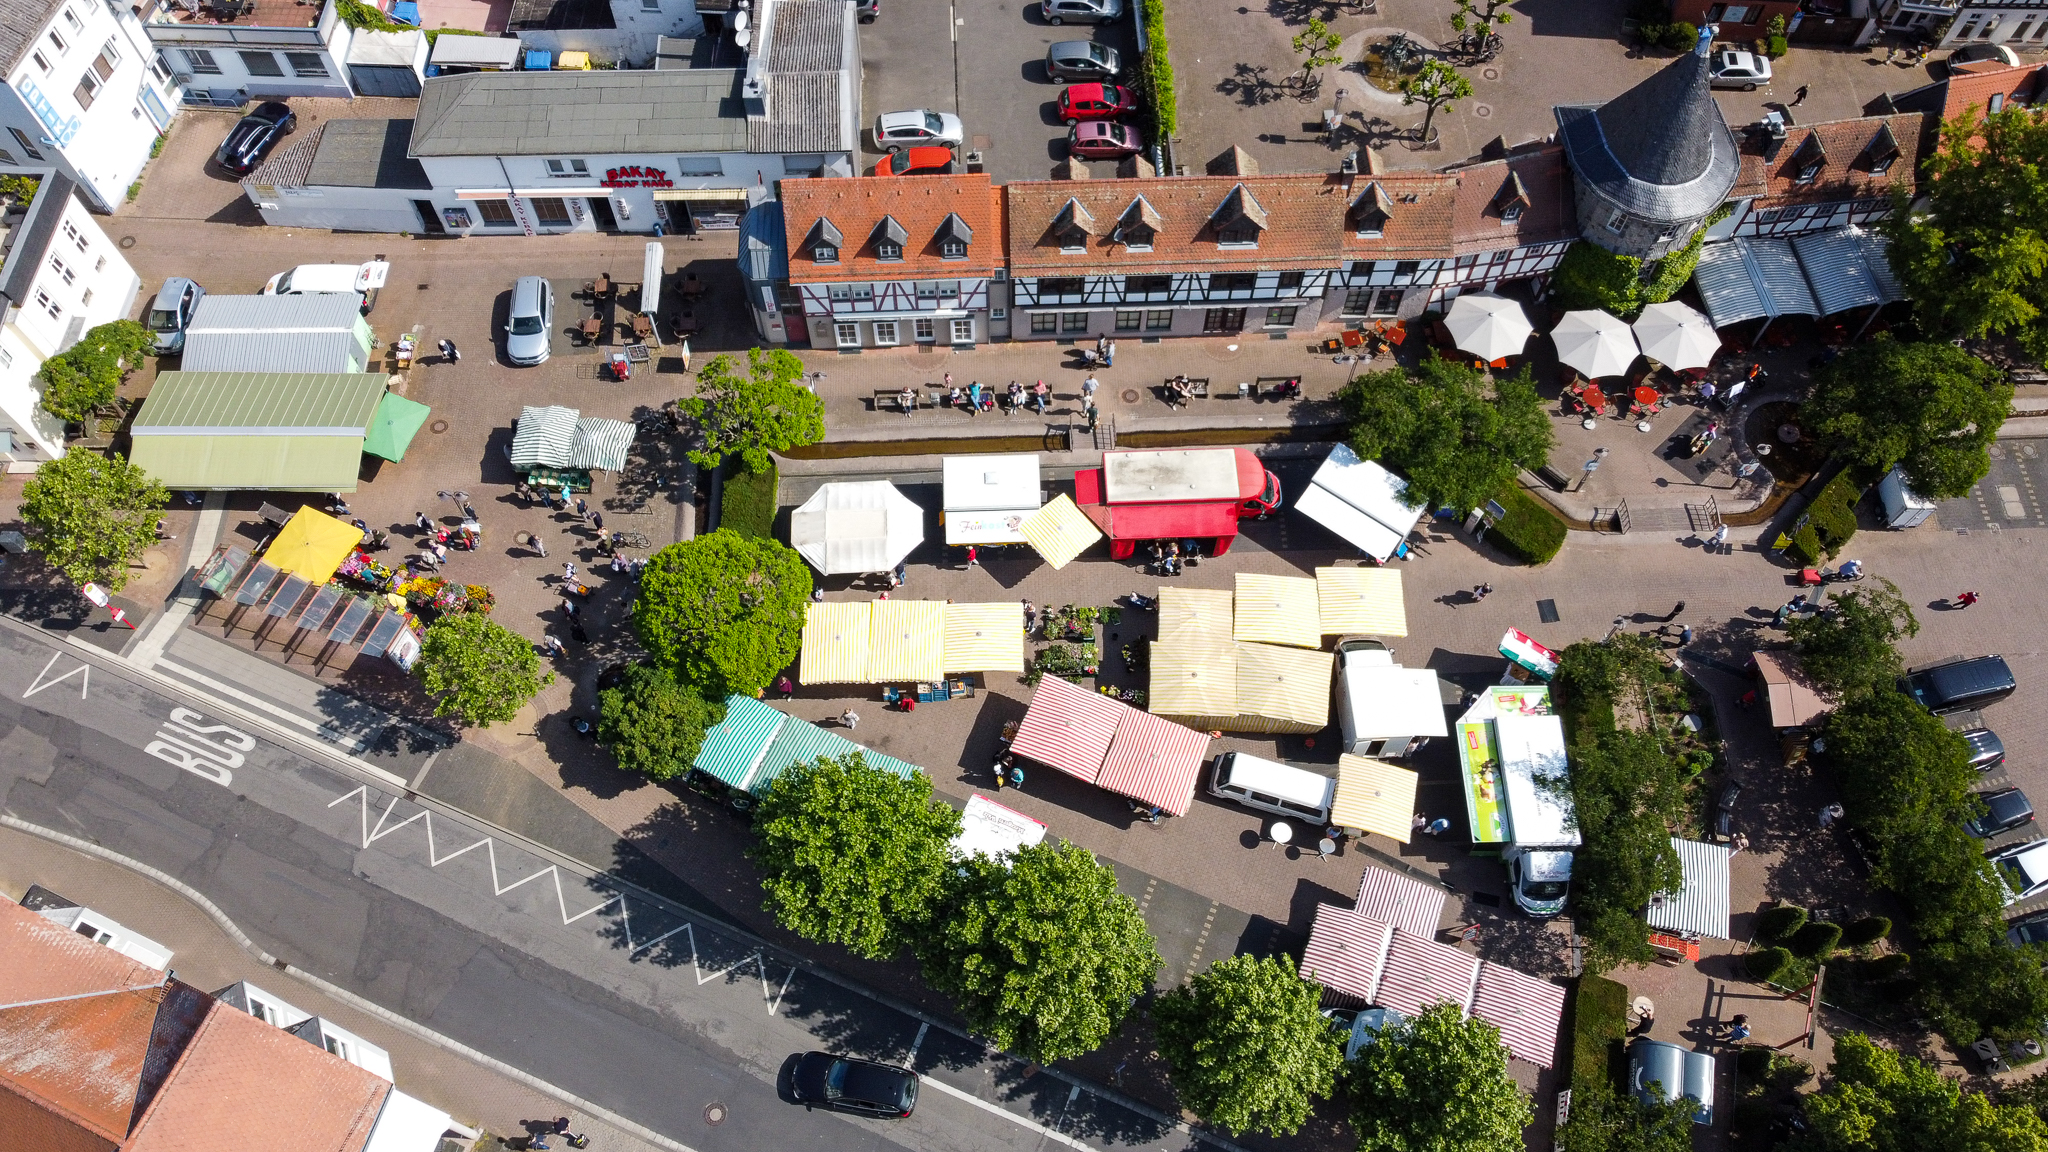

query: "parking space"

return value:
[1935, 438, 2048, 531]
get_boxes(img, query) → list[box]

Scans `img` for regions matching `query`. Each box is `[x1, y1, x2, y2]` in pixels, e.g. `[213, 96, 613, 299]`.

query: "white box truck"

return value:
[1452, 685, 1579, 918]
[1335, 639, 1447, 758]
[1878, 466, 1935, 529]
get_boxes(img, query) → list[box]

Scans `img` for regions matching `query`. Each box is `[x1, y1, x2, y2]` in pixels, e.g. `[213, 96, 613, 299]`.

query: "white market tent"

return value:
[1338, 662, 1449, 746]
[951, 793, 1047, 861]
[1296, 445, 1428, 563]
[1442, 292, 1533, 362]
[642, 242, 664, 316]
[943, 454, 1042, 544]
[1647, 837, 1732, 940]
[788, 481, 924, 575]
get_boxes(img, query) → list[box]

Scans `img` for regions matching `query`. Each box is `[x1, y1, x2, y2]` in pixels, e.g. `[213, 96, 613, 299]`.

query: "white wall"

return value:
[3, 0, 176, 212]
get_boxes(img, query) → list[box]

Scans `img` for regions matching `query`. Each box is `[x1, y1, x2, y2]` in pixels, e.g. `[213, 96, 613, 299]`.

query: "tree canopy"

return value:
[596, 664, 724, 781]
[1798, 1032, 2048, 1152]
[1565, 727, 1687, 972]
[18, 449, 167, 592]
[1555, 1079, 1694, 1152]
[633, 530, 811, 698]
[677, 347, 825, 473]
[1341, 357, 1554, 513]
[915, 841, 1159, 1064]
[39, 319, 154, 424]
[1802, 337, 2010, 499]
[748, 753, 961, 960]
[1151, 953, 1340, 1136]
[1348, 1001, 1532, 1152]
[414, 613, 554, 727]
[1401, 60, 1472, 141]
[1784, 579, 1918, 699]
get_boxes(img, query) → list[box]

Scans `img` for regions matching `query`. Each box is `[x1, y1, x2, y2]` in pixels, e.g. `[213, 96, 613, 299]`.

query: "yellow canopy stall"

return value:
[1148, 632, 1238, 722]
[799, 601, 872, 684]
[264, 506, 362, 584]
[1332, 753, 1421, 841]
[868, 600, 946, 681]
[1315, 566, 1408, 638]
[1157, 586, 1233, 643]
[943, 602, 1024, 674]
[1020, 494, 1102, 570]
[1233, 572, 1323, 649]
[1229, 641, 1334, 733]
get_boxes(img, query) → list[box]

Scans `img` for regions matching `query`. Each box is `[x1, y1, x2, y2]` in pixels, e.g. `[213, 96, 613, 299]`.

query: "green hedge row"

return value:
[1566, 974, 1630, 1092]
[1786, 470, 1860, 565]
[1139, 0, 1176, 143]
[719, 460, 779, 539]
[1487, 484, 1567, 565]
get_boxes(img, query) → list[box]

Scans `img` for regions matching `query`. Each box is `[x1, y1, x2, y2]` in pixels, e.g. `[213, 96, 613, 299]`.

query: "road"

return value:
[0, 618, 1217, 1152]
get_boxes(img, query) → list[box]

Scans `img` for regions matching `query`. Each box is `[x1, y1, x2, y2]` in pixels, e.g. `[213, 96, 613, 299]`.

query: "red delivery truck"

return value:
[1073, 447, 1281, 559]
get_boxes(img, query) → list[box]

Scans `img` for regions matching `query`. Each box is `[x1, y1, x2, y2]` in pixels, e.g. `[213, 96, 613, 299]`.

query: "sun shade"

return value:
[1096, 707, 1211, 816]
[1301, 906, 1394, 1005]
[1332, 756, 1422, 844]
[1315, 566, 1407, 637]
[1233, 572, 1323, 649]
[1229, 642, 1333, 732]
[868, 599, 946, 681]
[1372, 930, 1482, 1018]
[1549, 309, 1640, 379]
[1442, 292, 1533, 361]
[1469, 962, 1566, 1067]
[788, 481, 925, 575]
[1647, 837, 1732, 940]
[943, 602, 1025, 673]
[798, 601, 871, 684]
[952, 793, 1047, 861]
[362, 392, 430, 462]
[1157, 586, 1233, 643]
[1019, 494, 1101, 569]
[1010, 674, 1122, 783]
[509, 405, 578, 469]
[1352, 864, 1447, 937]
[1147, 634, 1239, 719]
[263, 507, 363, 584]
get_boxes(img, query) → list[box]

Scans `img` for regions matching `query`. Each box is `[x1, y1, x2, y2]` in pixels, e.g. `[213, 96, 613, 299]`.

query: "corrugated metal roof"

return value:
[1233, 572, 1323, 649]
[1647, 838, 1732, 939]
[867, 600, 946, 682]
[1790, 226, 1905, 316]
[129, 435, 367, 492]
[183, 333, 369, 375]
[692, 695, 788, 789]
[1694, 238, 1819, 328]
[133, 373, 387, 434]
[187, 293, 365, 334]
[1316, 566, 1407, 637]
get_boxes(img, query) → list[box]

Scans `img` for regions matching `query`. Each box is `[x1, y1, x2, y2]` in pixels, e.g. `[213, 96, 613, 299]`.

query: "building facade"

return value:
[0, 0, 177, 212]
[1881, 0, 2048, 46]
[1714, 111, 1929, 240]
[141, 0, 357, 105]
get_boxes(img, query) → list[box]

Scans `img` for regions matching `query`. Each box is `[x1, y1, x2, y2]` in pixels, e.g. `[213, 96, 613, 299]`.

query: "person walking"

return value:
[776, 675, 794, 699]
[1791, 84, 1809, 106]
[1082, 375, 1100, 402]
[1726, 1015, 1751, 1044]
[1096, 334, 1108, 360]
[532, 534, 547, 558]
[1103, 338, 1116, 367]
[965, 545, 979, 568]
[840, 709, 859, 730]
[892, 563, 906, 588]
[1679, 624, 1695, 648]
[570, 619, 589, 644]
[563, 561, 578, 582]
[943, 372, 953, 394]
[1710, 525, 1729, 552]
[438, 338, 461, 363]
[542, 635, 567, 658]
[1819, 802, 1843, 829]
[415, 511, 432, 531]
[1084, 401, 1100, 432]
[1033, 379, 1050, 413]
[1729, 831, 1750, 856]
[575, 497, 588, 518]
[591, 511, 604, 532]
[1956, 590, 1980, 609]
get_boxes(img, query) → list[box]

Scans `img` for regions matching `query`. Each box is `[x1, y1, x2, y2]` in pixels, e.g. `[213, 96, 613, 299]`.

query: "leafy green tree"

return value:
[677, 347, 825, 473]
[748, 753, 962, 960]
[1151, 954, 1340, 1136]
[1566, 728, 1686, 972]
[1915, 930, 2048, 1045]
[1341, 358, 1553, 513]
[1803, 337, 2010, 499]
[1348, 1001, 1532, 1152]
[1784, 579, 1919, 699]
[1450, 0, 1514, 43]
[633, 530, 811, 699]
[1401, 59, 1473, 143]
[1799, 1032, 2048, 1152]
[18, 448, 167, 591]
[39, 319, 154, 424]
[1556, 1079, 1693, 1152]
[596, 664, 724, 781]
[414, 613, 554, 726]
[916, 841, 1159, 1064]
[1292, 17, 1342, 86]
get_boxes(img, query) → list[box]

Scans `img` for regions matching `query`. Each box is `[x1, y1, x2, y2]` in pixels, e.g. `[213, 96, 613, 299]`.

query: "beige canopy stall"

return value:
[1315, 566, 1408, 637]
[799, 600, 1024, 683]
[1332, 754, 1421, 842]
[1752, 650, 1834, 730]
[1019, 495, 1102, 569]
[942, 602, 1026, 674]
[1233, 572, 1323, 649]
[1149, 586, 1333, 733]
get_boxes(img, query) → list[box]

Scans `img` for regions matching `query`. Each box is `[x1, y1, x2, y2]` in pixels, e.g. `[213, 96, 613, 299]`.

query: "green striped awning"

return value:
[510, 405, 579, 469]
[569, 417, 635, 471]
[692, 695, 788, 790]
[750, 721, 866, 796]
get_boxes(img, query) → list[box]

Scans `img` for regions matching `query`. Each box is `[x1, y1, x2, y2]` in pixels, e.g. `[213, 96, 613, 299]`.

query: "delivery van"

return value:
[1208, 752, 1335, 823]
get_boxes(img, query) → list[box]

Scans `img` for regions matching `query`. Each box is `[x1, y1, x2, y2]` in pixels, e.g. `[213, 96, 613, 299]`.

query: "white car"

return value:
[1707, 49, 1771, 90]
[1991, 839, 2048, 906]
[872, 109, 965, 154]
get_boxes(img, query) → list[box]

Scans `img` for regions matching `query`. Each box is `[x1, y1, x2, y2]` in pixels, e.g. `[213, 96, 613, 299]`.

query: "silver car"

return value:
[1046, 40, 1121, 83]
[872, 109, 965, 153]
[1706, 48, 1771, 90]
[147, 277, 204, 354]
[1041, 0, 1121, 24]
[505, 276, 553, 367]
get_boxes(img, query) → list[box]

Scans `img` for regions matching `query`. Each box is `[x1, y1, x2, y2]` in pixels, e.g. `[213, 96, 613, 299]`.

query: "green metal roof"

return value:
[363, 392, 431, 462]
[692, 695, 788, 790]
[133, 372, 389, 434]
[129, 434, 367, 491]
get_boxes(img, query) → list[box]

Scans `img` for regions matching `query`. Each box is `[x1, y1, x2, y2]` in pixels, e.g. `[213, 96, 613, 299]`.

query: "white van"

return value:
[1208, 751, 1335, 823]
[260, 260, 389, 311]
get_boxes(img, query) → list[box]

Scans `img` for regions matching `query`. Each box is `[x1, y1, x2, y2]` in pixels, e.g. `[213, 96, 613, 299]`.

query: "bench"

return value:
[1160, 376, 1210, 407]
[872, 388, 919, 413]
[256, 502, 292, 527]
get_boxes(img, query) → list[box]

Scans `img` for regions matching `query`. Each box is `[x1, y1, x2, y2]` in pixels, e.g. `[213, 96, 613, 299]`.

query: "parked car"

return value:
[1902, 655, 2017, 715]
[1967, 788, 2035, 838]
[1046, 40, 1121, 83]
[872, 109, 965, 153]
[1948, 43, 2021, 74]
[1068, 121, 1144, 159]
[1989, 839, 2048, 906]
[1964, 726, 2007, 772]
[1627, 1038, 1713, 1125]
[260, 260, 389, 313]
[1706, 49, 1771, 91]
[872, 147, 956, 177]
[147, 277, 205, 354]
[2007, 908, 2048, 947]
[1713, 780, 1741, 841]
[214, 101, 297, 175]
[790, 1053, 918, 1118]
[1040, 0, 1121, 23]
[854, 0, 878, 22]
[1058, 82, 1138, 125]
[504, 275, 553, 367]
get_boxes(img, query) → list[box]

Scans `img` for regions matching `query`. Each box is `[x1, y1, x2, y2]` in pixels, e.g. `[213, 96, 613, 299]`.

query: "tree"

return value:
[596, 664, 725, 781]
[1450, 0, 1514, 54]
[1799, 1032, 2048, 1152]
[748, 753, 962, 960]
[1884, 106, 2048, 361]
[1803, 337, 2010, 499]
[1784, 579, 1919, 698]
[916, 841, 1159, 1064]
[1151, 954, 1340, 1136]
[39, 319, 154, 424]
[633, 530, 811, 699]
[1915, 930, 2048, 1044]
[1401, 59, 1472, 144]
[18, 448, 167, 591]
[677, 347, 825, 473]
[1291, 18, 1343, 87]
[1348, 1001, 1532, 1152]
[414, 613, 554, 726]
[1566, 728, 1687, 972]
[1556, 1080, 1693, 1152]
[1341, 357, 1554, 513]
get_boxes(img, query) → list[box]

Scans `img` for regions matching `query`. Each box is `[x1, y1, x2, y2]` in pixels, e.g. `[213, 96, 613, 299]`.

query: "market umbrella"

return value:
[1550, 310, 1640, 379]
[1441, 292, 1533, 362]
[1632, 300, 1720, 371]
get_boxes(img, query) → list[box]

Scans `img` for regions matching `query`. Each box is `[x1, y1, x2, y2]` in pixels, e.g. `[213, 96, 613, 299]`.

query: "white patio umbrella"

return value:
[1632, 301, 1720, 371]
[787, 481, 924, 575]
[1550, 309, 1640, 379]
[1442, 292, 1534, 362]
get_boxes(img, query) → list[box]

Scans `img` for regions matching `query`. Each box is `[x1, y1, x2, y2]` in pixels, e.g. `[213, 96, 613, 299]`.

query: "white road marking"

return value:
[155, 657, 366, 751]
[24, 651, 88, 699]
[909, 1020, 929, 1061]
[918, 1075, 1093, 1151]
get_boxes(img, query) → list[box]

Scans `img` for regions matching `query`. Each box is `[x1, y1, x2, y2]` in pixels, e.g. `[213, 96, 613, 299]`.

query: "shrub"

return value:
[1756, 903, 1809, 942]
[719, 459, 778, 539]
[1138, 0, 1175, 142]
[1787, 522, 1825, 567]
[1566, 974, 1630, 1092]
[1805, 471, 1862, 556]
[1735, 1046, 1774, 1081]
[1747, 946, 1794, 983]
[1765, 34, 1788, 57]
[1842, 915, 1893, 948]
[1661, 20, 1698, 52]
[1867, 951, 1911, 980]
[1486, 484, 1567, 565]
[1792, 920, 1844, 958]
[1551, 242, 1646, 318]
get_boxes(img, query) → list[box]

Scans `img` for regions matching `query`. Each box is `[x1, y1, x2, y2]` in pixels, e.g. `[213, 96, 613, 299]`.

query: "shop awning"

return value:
[788, 481, 925, 575]
[1303, 906, 1395, 1005]
[692, 695, 788, 790]
[1790, 226, 1905, 317]
[1316, 566, 1407, 637]
[1096, 707, 1211, 817]
[653, 188, 753, 201]
[264, 507, 362, 584]
[952, 794, 1047, 861]
[510, 405, 579, 469]
[1230, 641, 1333, 733]
[798, 601, 871, 684]
[1148, 635, 1238, 719]
[1470, 963, 1565, 1067]
[868, 599, 946, 682]
[1647, 837, 1732, 940]
[642, 242, 664, 316]
[1296, 445, 1428, 563]
[1753, 649, 1833, 728]
[943, 602, 1024, 674]
[1353, 865, 1446, 937]
[362, 392, 430, 462]
[1158, 586, 1233, 643]
[1693, 238, 1819, 328]
[1332, 757, 1422, 844]
[1233, 572, 1323, 649]
[1372, 930, 1482, 1019]
[1019, 495, 1100, 569]
[1010, 673, 1123, 784]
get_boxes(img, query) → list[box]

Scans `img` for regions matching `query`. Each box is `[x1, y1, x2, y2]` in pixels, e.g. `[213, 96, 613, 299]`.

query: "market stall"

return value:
[1233, 572, 1322, 649]
[1352, 865, 1447, 936]
[951, 794, 1047, 861]
[1295, 445, 1427, 564]
[868, 600, 946, 682]
[943, 454, 1042, 546]
[689, 694, 924, 795]
[1316, 566, 1407, 638]
[1227, 641, 1334, 734]
[508, 405, 636, 488]
[1753, 650, 1832, 730]
[788, 481, 924, 575]
[1646, 837, 1732, 940]
[363, 392, 431, 463]
[1469, 964, 1566, 1068]
[264, 507, 363, 583]
[1149, 586, 1332, 734]
[1008, 673, 1124, 785]
[1011, 674, 1210, 814]
[1331, 757, 1423, 844]
[800, 600, 1028, 683]
[1018, 495, 1101, 569]
[1372, 931, 1482, 1019]
[1301, 906, 1394, 1005]
[798, 601, 874, 683]
[942, 602, 1026, 674]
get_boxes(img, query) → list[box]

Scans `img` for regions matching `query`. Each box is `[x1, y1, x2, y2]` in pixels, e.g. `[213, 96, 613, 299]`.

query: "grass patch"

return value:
[1565, 974, 1631, 1093]
[1486, 484, 1567, 565]
[719, 460, 778, 539]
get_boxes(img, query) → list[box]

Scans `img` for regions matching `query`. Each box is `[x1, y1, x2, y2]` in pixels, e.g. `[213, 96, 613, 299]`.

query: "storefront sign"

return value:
[602, 165, 673, 189]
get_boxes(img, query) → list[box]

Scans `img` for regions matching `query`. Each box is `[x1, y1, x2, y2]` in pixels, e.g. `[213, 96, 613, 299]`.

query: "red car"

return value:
[871, 146, 956, 177]
[1068, 121, 1143, 159]
[1057, 83, 1138, 126]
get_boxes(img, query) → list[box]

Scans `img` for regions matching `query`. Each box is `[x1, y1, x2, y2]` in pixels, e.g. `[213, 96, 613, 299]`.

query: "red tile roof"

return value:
[780, 174, 1001, 284]
[1446, 145, 1577, 255]
[1940, 63, 2047, 123]
[1729, 113, 1928, 208]
[1005, 174, 1347, 275]
[125, 1006, 389, 1152]
[0, 901, 164, 1009]
[1338, 171, 1458, 260]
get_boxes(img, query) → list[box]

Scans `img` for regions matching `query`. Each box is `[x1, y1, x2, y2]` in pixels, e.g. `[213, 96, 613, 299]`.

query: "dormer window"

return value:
[941, 240, 965, 258]
[934, 212, 973, 261]
[876, 241, 901, 260]
[1492, 171, 1530, 225]
[1991, 93, 2006, 114]
[1791, 132, 1826, 186]
[1859, 122, 1900, 176]
[804, 217, 844, 264]
[1349, 181, 1392, 239]
[1051, 198, 1095, 254]
[1112, 196, 1162, 252]
[870, 215, 909, 262]
[1209, 183, 1268, 249]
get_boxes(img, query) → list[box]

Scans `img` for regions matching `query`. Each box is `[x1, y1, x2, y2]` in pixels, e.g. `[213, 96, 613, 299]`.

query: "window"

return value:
[80, 288, 91, 306]
[783, 155, 826, 176]
[34, 290, 60, 321]
[1031, 313, 1058, 334]
[0, 149, 13, 165]
[530, 197, 571, 226]
[1393, 260, 1419, 282]
[98, 38, 120, 70]
[93, 255, 104, 272]
[1124, 274, 1169, 297]
[74, 71, 99, 109]
[285, 52, 327, 78]
[48, 255, 73, 285]
[1343, 287, 1372, 315]
[851, 284, 873, 301]
[873, 320, 898, 346]
[183, 49, 221, 75]
[11, 129, 44, 161]
[545, 158, 589, 177]
[324, 1036, 349, 1061]
[642, 0, 662, 9]
[1145, 309, 1173, 331]
[875, 239, 901, 260]
[61, 222, 85, 254]
[675, 156, 723, 177]
[828, 283, 851, 300]
[1371, 289, 1405, 316]
[152, 53, 173, 82]
[950, 318, 974, 343]
[1202, 308, 1245, 334]
[940, 239, 966, 259]
[0, 346, 12, 368]
[914, 317, 936, 341]
[916, 282, 938, 299]
[1604, 207, 1626, 234]
[834, 322, 860, 347]
[1216, 227, 1258, 247]
[1038, 277, 1084, 298]
[476, 199, 516, 227]
[62, 8, 82, 33]
[1265, 306, 1298, 328]
[48, 30, 67, 54]
[814, 243, 838, 263]
[1207, 272, 1256, 294]
[1500, 202, 1524, 224]
[1061, 312, 1089, 333]
[936, 281, 959, 297]
[240, 51, 285, 78]
[1277, 270, 1305, 292]
[1114, 310, 1141, 332]
[32, 51, 51, 74]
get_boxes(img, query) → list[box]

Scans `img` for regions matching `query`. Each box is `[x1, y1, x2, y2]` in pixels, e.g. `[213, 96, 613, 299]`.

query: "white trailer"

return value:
[1335, 641, 1447, 758]
[942, 454, 1042, 545]
[1878, 466, 1935, 529]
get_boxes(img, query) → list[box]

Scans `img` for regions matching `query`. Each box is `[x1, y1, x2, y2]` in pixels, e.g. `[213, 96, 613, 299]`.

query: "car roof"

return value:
[1987, 789, 2034, 819]
[1998, 839, 2048, 873]
[1067, 82, 1108, 97]
[877, 109, 930, 127]
[1049, 40, 1110, 57]
[511, 276, 547, 307]
[153, 278, 196, 305]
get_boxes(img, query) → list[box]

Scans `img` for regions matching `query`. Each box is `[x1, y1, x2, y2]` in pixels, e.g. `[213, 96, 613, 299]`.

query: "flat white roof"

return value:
[362, 1089, 452, 1152]
[1494, 712, 1578, 847]
[1103, 448, 1242, 503]
[943, 454, 1041, 512]
[1339, 664, 1449, 739]
[429, 35, 522, 68]
[951, 793, 1046, 861]
[1299, 445, 1427, 559]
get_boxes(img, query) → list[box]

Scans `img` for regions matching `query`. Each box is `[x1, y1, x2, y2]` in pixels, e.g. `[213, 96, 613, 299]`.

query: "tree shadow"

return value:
[1219, 62, 1288, 107]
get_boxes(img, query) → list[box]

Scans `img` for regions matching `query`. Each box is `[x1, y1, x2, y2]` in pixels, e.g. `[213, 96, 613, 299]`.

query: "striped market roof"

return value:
[1469, 963, 1566, 1067]
[133, 372, 387, 435]
[1647, 838, 1732, 940]
[1010, 674, 1122, 784]
[1157, 586, 1233, 644]
[1352, 863, 1447, 937]
[1019, 495, 1101, 570]
[1148, 634, 1238, 719]
[510, 406, 579, 469]
[1233, 573, 1323, 648]
[798, 601, 871, 684]
[1372, 930, 1481, 1019]
[692, 695, 789, 789]
[570, 417, 636, 472]
[1332, 757, 1422, 845]
[1096, 708, 1211, 817]
[1301, 905, 1395, 1005]
[943, 602, 1024, 674]
[1315, 566, 1408, 638]
[1231, 642, 1333, 732]
[869, 600, 946, 682]
[750, 720, 867, 795]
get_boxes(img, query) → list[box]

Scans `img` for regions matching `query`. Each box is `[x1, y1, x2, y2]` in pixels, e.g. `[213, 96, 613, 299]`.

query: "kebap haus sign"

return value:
[603, 165, 674, 189]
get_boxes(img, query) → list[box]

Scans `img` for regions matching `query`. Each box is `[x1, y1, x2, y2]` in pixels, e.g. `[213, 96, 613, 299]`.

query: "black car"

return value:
[791, 1053, 918, 1118]
[1967, 788, 2035, 838]
[2008, 909, 2048, 948]
[1046, 40, 1121, 83]
[1964, 727, 2006, 772]
[214, 101, 297, 176]
[1900, 655, 2016, 715]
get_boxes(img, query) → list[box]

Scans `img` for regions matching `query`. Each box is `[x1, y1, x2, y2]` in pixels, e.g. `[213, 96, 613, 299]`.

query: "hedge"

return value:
[1565, 974, 1630, 1093]
[1138, 0, 1175, 143]
[1756, 902, 1807, 942]
[1487, 484, 1567, 565]
[1786, 470, 1860, 565]
[1747, 946, 1793, 983]
[1791, 920, 1842, 959]
[719, 460, 778, 539]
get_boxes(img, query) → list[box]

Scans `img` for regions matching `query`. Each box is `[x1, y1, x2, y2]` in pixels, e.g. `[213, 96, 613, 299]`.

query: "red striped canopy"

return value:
[1373, 930, 1481, 1018]
[1471, 962, 1566, 1067]
[1010, 675, 1122, 783]
[1354, 866, 1450, 939]
[1097, 708, 1211, 816]
[1301, 905, 1394, 1005]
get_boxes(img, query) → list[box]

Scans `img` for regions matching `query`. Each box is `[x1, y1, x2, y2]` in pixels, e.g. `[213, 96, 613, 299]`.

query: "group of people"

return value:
[933, 378, 1052, 416]
[1148, 539, 1198, 576]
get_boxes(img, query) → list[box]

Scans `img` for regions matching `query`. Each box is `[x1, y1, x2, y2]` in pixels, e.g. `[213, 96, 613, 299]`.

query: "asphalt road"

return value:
[0, 620, 1213, 1152]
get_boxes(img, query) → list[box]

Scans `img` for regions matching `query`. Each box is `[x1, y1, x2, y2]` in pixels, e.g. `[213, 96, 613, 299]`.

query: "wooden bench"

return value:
[1159, 376, 1210, 407]
[872, 388, 918, 413]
